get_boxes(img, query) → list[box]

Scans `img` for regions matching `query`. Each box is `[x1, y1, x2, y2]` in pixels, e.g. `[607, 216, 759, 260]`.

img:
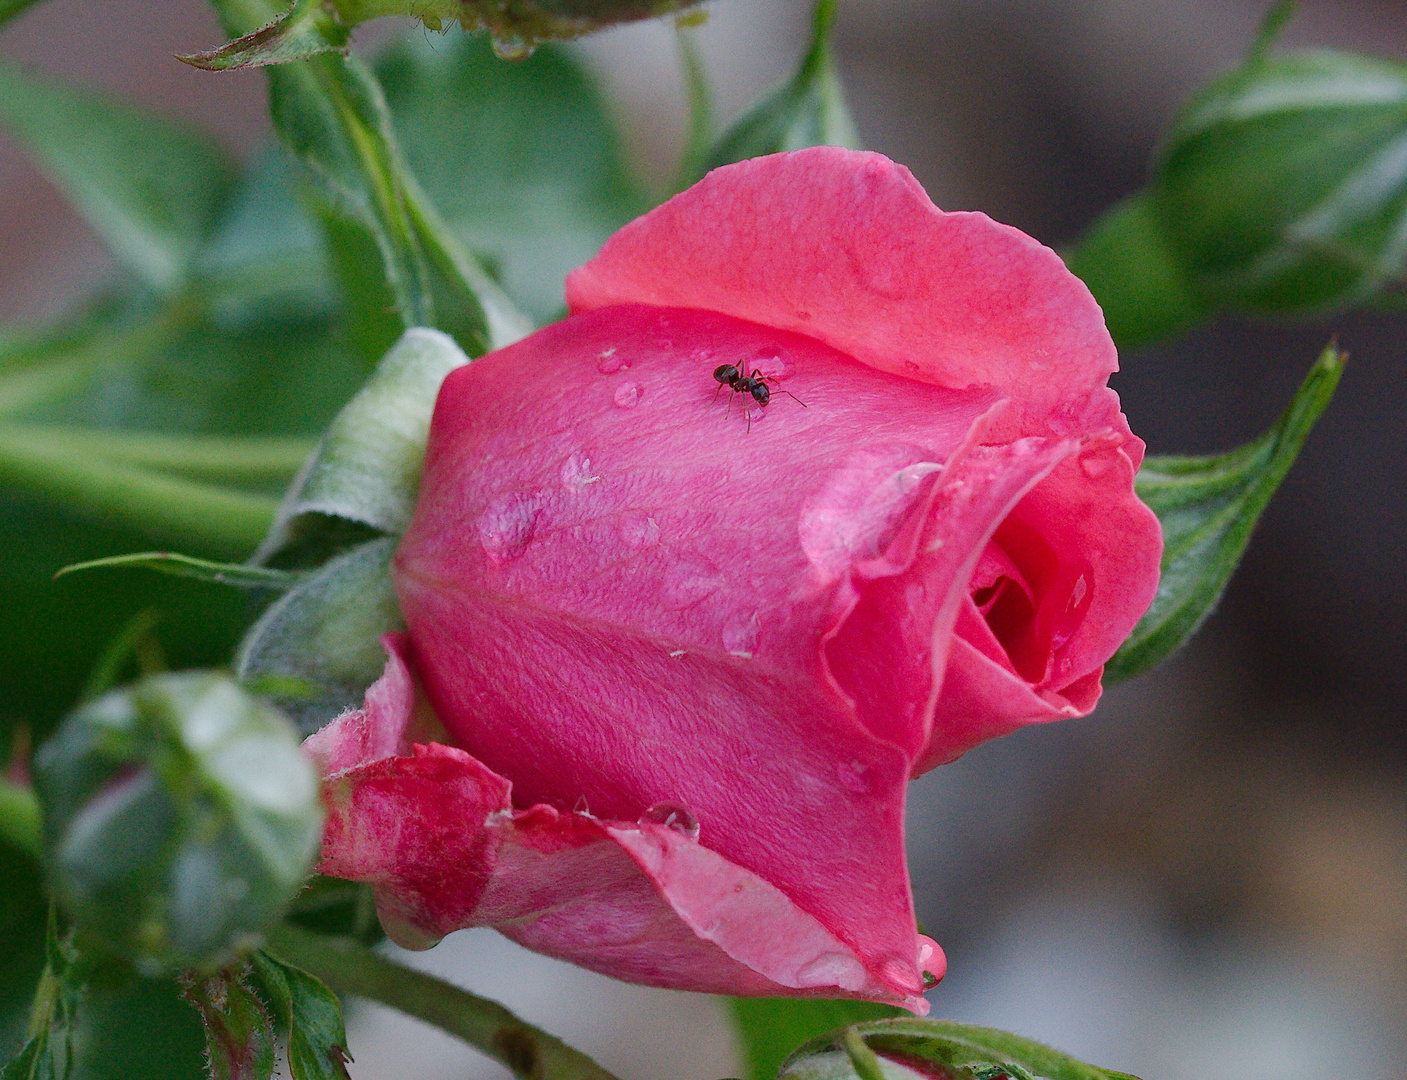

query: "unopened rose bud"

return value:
[33, 673, 323, 975]
[1154, 49, 1407, 314]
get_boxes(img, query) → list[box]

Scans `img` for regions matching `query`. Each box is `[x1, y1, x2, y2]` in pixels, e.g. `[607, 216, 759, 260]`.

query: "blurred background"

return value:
[2, 1, 1404, 1078]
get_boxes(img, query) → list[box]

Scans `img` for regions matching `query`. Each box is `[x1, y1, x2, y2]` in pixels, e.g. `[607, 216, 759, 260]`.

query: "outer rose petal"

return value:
[566, 147, 1117, 429]
[307, 636, 941, 1010]
[396, 305, 996, 997]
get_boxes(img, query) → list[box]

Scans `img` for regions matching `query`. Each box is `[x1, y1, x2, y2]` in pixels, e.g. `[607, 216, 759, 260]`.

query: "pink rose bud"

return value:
[306, 148, 1163, 1013]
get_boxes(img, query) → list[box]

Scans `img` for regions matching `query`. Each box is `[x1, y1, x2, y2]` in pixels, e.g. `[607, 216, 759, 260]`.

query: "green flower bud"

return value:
[1153, 48, 1407, 313]
[32, 673, 323, 975]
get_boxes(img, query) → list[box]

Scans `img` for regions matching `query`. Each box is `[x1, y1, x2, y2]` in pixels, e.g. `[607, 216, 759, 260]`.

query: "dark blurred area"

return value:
[2, 1, 1403, 1077]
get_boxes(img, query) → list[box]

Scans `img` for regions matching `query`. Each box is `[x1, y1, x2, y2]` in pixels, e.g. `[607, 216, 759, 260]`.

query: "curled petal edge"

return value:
[305, 634, 942, 1011]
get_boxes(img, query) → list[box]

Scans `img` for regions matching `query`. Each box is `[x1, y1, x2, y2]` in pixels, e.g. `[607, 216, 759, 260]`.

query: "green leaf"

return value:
[179, 967, 277, 1080]
[195, 146, 337, 327]
[249, 953, 351, 1080]
[54, 554, 298, 591]
[179, 0, 349, 71]
[0, 0, 43, 31]
[0, 61, 237, 293]
[732, 999, 904, 1080]
[1108, 343, 1345, 682]
[0, 1034, 51, 1080]
[698, 0, 859, 179]
[675, 20, 715, 188]
[1153, 48, 1407, 313]
[1063, 193, 1207, 353]
[781, 1019, 1141, 1080]
[237, 538, 402, 730]
[206, 0, 532, 353]
[0, 782, 42, 862]
[377, 28, 645, 326]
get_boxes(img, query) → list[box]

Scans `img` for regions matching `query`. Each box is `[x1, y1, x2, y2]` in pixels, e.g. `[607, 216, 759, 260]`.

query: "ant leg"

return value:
[782, 389, 808, 407]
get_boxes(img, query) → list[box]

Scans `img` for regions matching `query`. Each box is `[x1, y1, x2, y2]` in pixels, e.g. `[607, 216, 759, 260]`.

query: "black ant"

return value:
[712, 364, 806, 431]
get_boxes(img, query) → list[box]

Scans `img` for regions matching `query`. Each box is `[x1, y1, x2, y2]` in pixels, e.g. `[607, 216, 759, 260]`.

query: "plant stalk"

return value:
[0, 428, 277, 558]
[265, 923, 622, 1080]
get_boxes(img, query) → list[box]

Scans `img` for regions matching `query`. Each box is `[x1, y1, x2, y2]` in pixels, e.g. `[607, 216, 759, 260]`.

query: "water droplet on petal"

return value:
[663, 558, 723, 608]
[597, 348, 630, 374]
[491, 35, 535, 59]
[922, 969, 941, 990]
[751, 346, 795, 381]
[559, 451, 600, 488]
[1067, 573, 1088, 612]
[880, 956, 921, 992]
[1081, 454, 1112, 478]
[639, 802, 700, 841]
[613, 382, 642, 409]
[722, 612, 760, 656]
[618, 512, 660, 550]
[902, 360, 922, 376]
[796, 951, 868, 991]
[835, 759, 874, 794]
[477, 492, 541, 564]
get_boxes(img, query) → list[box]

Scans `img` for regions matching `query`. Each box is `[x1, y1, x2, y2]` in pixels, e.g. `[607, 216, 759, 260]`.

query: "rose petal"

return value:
[310, 639, 935, 1010]
[566, 147, 1117, 429]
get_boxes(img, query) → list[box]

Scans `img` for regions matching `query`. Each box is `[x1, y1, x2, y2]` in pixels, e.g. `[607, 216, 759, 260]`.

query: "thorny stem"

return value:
[265, 923, 623, 1080]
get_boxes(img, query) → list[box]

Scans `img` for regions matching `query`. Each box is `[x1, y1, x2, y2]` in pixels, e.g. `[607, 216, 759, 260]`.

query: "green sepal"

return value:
[179, 0, 349, 71]
[697, 0, 859, 180]
[780, 1019, 1141, 1080]
[0, 0, 42, 31]
[249, 952, 351, 1080]
[731, 998, 903, 1080]
[0, 60, 237, 293]
[1108, 343, 1345, 682]
[178, 965, 276, 1080]
[237, 538, 402, 730]
[1064, 193, 1207, 353]
[195, 0, 704, 61]
[54, 554, 298, 592]
[1153, 47, 1407, 315]
[254, 328, 468, 566]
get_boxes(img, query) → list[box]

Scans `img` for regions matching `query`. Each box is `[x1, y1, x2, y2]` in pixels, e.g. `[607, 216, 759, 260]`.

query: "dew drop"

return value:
[1067, 573, 1089, 612]
[618, 512, 660, 550]
[902, 360, 922, 376]
[597, 348, 631, 374]
[639, 802, 700, 841]
[663, 558, 723, 607]
[880, 956, 920, 992]
[1080, 454, 1112, 478]
[721, 611, 760, 656]
[796, 952, 868, 991]
[477, 491, 541, 564]
[751, 346, 795, 381]
[559, 451, 600, 488]
[491, 35, 535, 60]
[835, 759, 873, 794]
[613, 382, 642, 408]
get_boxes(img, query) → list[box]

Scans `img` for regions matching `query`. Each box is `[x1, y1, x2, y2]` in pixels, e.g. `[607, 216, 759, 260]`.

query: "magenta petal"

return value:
[566, 147, 1117, 428]
[309, 640, 936, 1009]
